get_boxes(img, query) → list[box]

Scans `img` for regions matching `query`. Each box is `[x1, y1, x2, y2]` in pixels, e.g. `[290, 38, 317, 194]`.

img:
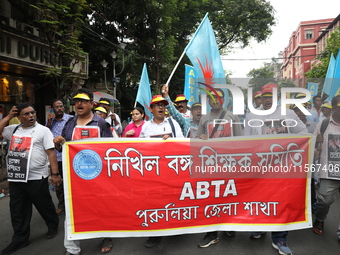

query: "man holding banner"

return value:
[53, 88, 113, 255]
[244, 83, 308, 255]
[196, 88, 242, 140]
[139, 95, 184, 139]
[162, 84, 202, 138]
[139, 94, 184, 247]
[196, 88, 242, 248]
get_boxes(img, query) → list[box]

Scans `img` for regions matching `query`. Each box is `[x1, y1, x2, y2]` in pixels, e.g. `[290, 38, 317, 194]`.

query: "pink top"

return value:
[122, 121, 145, 137]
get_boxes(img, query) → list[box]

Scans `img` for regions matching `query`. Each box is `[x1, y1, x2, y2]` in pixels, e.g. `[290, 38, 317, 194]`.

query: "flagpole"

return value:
[165, 50, 186, 86]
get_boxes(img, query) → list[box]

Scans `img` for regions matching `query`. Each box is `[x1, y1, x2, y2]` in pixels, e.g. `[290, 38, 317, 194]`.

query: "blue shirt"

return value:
[47, 114, 73, 161]
[165, 96, 190, 137]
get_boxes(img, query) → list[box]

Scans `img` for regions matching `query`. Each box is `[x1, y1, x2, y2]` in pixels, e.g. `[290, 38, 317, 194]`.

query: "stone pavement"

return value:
[1, 191, 340, 255]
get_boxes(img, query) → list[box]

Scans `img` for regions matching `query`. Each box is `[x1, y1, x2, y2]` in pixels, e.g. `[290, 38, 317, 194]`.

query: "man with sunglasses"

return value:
[0, 102, 61, 255]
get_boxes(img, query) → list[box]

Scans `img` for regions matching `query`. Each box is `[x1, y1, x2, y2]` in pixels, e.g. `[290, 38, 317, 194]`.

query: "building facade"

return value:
[314, 14, 340, 63]
[0, 0, 88, 121]
[281, 18, 334, 87]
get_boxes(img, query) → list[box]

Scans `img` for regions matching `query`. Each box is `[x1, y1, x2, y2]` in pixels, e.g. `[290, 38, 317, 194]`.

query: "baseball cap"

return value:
[174, 94, 188, 103]
[261, 83, 278, 97]
[295, 93, 307, 99]
[321, 101, 332, 109]
[94, 106, 108, 114]
[254, 91, 262, 98]
[150, 95, 169, 106]
[73, 93, 91, 101]
[191, 102, 202, 108]
[99, 98, 111, 105]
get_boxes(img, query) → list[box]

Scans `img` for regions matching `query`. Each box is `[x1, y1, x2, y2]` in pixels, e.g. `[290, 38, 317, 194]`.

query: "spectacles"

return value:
[21, 111, 36, 116]
[153, 104, 165, 108]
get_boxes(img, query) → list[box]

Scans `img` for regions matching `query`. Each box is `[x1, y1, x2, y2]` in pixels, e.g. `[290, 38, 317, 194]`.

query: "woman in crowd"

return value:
[122, 107, 145, 138]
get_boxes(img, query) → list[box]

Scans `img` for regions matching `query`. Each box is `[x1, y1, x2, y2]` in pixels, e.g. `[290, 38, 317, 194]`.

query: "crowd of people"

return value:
[0, 83, 340, 255]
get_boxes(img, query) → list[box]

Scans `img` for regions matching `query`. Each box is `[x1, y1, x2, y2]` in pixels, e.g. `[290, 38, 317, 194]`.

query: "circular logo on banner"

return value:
[73, 149, 102, 180]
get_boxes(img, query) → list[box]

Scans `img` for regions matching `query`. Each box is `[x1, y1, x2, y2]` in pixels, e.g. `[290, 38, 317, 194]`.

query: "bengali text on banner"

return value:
[63, 134, 315, 240]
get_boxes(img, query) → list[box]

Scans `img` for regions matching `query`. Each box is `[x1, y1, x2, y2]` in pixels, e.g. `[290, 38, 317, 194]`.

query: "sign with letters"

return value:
[63, 135, 314, 240]
[7, 135, 33, 182]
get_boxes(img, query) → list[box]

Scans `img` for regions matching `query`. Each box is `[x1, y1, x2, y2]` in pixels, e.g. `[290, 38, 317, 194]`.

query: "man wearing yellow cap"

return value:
[139, 94, 184, 248]
[161, 85, 202, 138]
[319, 101, 332, 123]
[253, 91, 262, 109]
[196, 88, 241, 248]
[139, 95, 184, 139]
[99, 97, 122, 135]
[197, 88, 242, 140]
[295, 93, 319, 123]
[174, 94, 191, 118]
[53, 88, 113, 255]
[313, 95, 340, 241]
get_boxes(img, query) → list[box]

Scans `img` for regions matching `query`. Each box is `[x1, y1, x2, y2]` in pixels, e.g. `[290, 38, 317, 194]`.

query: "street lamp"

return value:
[110, 43, 127, 99]
[100, 59, 109, 89]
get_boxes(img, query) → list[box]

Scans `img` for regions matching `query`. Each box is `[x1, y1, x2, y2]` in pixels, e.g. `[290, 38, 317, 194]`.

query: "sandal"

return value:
[313, 220, 324, 235]
[100, 238, 113, 254]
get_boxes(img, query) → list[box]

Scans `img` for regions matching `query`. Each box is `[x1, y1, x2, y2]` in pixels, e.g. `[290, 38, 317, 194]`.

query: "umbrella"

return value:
[93, 91, 119, 104]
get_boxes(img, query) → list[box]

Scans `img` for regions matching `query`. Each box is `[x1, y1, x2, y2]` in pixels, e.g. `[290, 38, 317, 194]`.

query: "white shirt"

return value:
[2, 123, 55, 180]
[181, 109, 191, 118]
[139, 117, 184, 138]
[244, 106, 308, 136]
[105, 112, 122, 134]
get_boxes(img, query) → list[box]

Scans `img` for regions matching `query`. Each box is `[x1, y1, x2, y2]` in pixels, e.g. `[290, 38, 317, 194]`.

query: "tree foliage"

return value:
[207, 0, 276, 51]
[247, 65, 276, 92]
[7, 0, 276, 114]
[247, 62, 296, 94]
[305, 27, 340, 87]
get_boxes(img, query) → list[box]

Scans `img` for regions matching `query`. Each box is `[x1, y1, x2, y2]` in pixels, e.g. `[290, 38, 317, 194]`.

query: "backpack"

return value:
[320, 118, 330, 136]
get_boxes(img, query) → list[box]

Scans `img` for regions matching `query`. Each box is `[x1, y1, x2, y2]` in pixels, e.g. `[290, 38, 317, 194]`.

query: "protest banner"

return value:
[63, 134, 314, 240]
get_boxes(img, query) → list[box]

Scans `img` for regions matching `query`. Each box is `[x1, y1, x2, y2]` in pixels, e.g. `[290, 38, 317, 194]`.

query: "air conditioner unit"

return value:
[9, 18, 16, 28]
